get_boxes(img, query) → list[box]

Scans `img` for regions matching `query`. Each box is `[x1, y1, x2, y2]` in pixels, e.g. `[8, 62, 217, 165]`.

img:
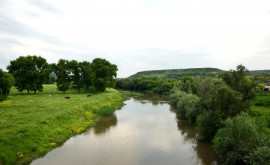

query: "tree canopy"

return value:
[91, 58, 118, 92]
[7, 55, 49, 94]
[51, 59, 71, 93]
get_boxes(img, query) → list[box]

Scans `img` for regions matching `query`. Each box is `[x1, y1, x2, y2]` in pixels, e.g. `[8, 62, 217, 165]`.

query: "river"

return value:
[31, 94, 216, 165]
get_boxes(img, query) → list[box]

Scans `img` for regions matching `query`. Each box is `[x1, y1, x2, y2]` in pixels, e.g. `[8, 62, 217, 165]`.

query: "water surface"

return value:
[31, 94, 216, 165]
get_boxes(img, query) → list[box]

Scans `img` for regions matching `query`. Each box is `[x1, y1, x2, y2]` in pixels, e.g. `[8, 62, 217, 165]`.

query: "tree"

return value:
[222, 65, 256, 109]
[68, 60, 82, 93]
[0, 69, 14, 100]
[7, 55, 49, 94]
[91, 58, 117, 92]
[52, 59, 71, 93]
[79, 61, 93, 92]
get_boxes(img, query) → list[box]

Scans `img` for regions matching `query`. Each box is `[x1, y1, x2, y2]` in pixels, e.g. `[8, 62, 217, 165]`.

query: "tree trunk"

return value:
[27, 89, 30, 94]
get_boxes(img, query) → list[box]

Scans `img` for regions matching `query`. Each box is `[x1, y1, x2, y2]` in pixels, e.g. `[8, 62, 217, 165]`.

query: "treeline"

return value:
[169, 65, 269, 164]
[2, 55, 117, 97]
[115, 76, 176, 94]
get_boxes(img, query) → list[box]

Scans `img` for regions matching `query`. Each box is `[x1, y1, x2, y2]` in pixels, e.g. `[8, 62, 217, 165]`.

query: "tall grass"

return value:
[0, 85, 128, 165]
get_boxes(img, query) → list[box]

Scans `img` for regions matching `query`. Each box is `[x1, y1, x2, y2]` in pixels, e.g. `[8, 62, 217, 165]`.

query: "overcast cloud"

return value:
[0, 0, 270, 77]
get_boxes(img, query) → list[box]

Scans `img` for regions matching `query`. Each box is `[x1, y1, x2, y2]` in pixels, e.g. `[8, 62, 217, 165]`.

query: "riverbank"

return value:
[0, 85, 131, 165]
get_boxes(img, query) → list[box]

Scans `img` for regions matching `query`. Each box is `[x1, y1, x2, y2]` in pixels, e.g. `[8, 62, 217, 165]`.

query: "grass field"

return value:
[250, 93, 270, 133]
[0, 85, 130, 165]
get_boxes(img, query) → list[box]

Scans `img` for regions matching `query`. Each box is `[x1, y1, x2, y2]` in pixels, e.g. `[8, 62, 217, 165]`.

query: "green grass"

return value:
[0, 85, 129, 165]
[250, 93, 270, 133]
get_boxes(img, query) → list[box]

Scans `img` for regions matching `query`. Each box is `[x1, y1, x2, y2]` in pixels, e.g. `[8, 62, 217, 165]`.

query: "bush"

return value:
[213, 113, 270, 165]
[169, 87, 186, 106]
[176, 93, 200, 124]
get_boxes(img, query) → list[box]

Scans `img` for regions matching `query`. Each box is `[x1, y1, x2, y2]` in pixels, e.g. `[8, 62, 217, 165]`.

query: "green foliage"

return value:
[0, 69, 14, 100]
[257, 84, 266, 91]
[169, 87, 186, 106]
[68, 60, 83, 92]
[174, 77, 193, 93]
[176, 92, 200, 124]
[222, 65, 256, 106]
[52, 58, 117, 93]
[79, 61, 93, 92]
[52, 59, 71, 93]
[168, 65, 257, 142]
[91, 58, 117, 92]
[7, 55, 49, 94]
[116, 76, 176, 94]
[213, 113, 270, 165]
[197, 111, 223, 141]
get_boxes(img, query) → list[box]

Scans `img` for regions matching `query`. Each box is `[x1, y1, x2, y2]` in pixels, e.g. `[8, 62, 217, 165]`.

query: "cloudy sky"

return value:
[0, 0, 270, 77]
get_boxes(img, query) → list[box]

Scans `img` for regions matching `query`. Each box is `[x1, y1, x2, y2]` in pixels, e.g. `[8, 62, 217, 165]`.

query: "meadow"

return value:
[251, 93, 270, 133]
[0, 85, 129, 165]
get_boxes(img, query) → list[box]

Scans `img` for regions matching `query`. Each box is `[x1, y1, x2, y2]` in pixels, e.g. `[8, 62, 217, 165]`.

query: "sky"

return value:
[0, 0, 270, 78]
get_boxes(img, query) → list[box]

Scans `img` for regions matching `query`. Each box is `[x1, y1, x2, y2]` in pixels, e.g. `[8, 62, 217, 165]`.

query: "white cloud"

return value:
[0, 0, 270, 77]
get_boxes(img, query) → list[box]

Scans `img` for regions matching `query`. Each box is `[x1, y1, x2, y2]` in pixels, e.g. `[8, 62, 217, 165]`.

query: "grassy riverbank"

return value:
[0, 85, 129, 165]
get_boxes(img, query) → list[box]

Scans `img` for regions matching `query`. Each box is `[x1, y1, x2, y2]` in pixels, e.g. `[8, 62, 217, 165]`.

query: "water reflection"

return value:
[134, 94, 216, 165]
[31, 94, 216, 165]
[133, 93, 169, 106]
[92, 114, 117, 135]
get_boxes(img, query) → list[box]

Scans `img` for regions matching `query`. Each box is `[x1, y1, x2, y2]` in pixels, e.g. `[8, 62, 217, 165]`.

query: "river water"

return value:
[31, 94, 216, 165]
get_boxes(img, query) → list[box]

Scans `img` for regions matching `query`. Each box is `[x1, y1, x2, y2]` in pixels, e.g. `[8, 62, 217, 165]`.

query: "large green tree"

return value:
[91, 58, 117, 92]
[51, 59, 71, 93]
[0, 69, 14, 100]
[68, 60, 83, 93]
[79, 61, 93, 92]
[7, 56, 49, 94]
[222, 64, 256, 109]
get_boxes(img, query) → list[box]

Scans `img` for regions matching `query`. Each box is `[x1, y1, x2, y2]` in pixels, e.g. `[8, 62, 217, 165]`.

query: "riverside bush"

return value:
[176, 93, 200, 124]
[213, 113, 270, 164]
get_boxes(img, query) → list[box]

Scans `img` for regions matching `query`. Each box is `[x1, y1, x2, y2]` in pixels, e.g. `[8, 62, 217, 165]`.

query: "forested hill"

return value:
[129, 68, 270, 78]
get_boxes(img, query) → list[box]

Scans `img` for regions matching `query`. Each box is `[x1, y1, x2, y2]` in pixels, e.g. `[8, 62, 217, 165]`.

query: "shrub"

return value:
[169, 87, 186, 106]
[213, 113, 270, 165]
[176, 93, 200, 124]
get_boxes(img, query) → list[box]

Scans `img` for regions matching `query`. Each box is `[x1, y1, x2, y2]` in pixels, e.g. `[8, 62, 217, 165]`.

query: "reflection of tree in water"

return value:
[132, 93, 217, 164]
[92, 114, 117, 135]
[193, 141, 217, 165]
[133, 93, 169, 106]
[173, 107, 217, 165]
[177, 119, 197, 142]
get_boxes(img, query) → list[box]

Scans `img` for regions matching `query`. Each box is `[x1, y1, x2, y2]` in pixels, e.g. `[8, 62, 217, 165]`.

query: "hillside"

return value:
[129, 68, 224, 78]
[129, 68, 270, 78]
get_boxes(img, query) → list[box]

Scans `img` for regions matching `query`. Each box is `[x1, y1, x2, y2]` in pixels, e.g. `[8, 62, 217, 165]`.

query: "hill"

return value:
[129, 68, 270, 78]
[129, 68, 224, 78]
